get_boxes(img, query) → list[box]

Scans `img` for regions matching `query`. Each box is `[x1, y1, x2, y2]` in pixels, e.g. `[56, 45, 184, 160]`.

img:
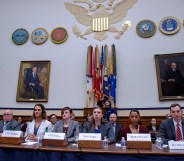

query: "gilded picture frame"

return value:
[16, 61, 51, 102]
[155, 53, 184, 100]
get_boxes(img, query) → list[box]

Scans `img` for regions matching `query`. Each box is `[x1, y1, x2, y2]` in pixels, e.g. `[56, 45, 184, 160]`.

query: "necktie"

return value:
[176, 123, 182, 141]
[112, 123, 115, 132]
[3, 123, 8, 131]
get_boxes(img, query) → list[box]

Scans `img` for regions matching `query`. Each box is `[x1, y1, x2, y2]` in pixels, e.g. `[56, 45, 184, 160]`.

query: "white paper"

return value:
[79, 133, 101, 141]
[21, 142, 37, 145]
[127, 133, 151, 141]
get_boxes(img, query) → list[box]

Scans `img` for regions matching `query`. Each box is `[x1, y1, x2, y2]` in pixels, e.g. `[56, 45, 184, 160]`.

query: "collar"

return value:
[173, 119, 182, 126]
[4, 121, 9, 125]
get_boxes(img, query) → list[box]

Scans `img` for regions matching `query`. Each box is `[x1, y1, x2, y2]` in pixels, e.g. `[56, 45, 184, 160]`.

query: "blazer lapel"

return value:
[169, 119, 176, 139]
[59, 121, 64, 133]
[66, 120, 73, 137]
[181, 119, 184, 138]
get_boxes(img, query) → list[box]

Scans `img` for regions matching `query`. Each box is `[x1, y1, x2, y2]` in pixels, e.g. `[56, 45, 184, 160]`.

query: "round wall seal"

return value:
[12, 28, 29, 45]
[31, 28, 48, 45]
[136, 19, 156, 38]
[50, 27, 68, 44]
[159, 16, 181, 35]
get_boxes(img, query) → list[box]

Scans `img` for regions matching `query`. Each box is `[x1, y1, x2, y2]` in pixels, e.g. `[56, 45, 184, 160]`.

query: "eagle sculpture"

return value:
[65, 0, 138, 41]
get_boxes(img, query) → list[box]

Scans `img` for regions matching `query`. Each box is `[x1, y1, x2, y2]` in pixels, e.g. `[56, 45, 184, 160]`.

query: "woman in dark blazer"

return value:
[82, 107, 115, 144]
[120, 110, 149, 140]
[52, 107, 79, 143]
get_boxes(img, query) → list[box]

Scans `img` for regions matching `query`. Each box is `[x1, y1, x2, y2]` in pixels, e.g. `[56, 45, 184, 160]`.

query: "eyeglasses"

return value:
[3, 113, 12, 116]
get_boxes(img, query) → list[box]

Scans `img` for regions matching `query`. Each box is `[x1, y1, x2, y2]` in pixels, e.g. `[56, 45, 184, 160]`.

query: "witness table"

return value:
[0, 143, 184, 161]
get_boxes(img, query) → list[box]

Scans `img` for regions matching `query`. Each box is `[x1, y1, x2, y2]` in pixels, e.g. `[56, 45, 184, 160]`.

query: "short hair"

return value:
[33, 103, 47, 119]
[61, 106, 72, 115]
[129, 109, 140, 116]
[109, 113, 117, 117]
[49, 114, 57, 119]
[105, 100, 111, 108]
[169, 103, 182, 111]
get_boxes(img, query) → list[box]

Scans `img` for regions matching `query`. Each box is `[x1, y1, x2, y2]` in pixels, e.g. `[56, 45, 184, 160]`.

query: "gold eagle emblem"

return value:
[65, 0, 138, 41]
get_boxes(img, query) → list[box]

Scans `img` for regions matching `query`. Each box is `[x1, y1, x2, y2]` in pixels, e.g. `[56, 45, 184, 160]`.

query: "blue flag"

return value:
[110, 74, 116, 105]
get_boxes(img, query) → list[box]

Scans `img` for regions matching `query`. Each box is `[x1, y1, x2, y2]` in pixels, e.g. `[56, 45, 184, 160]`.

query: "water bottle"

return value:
[155, 137, 159, 147]
[37, 136, 42, 145]
[121, 137, 126, 150]
[103, 136, 108, 148]
[157, 137, 163, 149]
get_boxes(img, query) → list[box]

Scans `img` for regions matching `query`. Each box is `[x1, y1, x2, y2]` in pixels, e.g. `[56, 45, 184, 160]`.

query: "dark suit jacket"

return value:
[52, 120, 79, 143]
[114, 123, 122, 143]
[0, 120, 21, 133]
[82, 122, 115, 143]
[25, 71, 44, 98]
[25, 72, 41, 90]
[157, 119, 184, 144]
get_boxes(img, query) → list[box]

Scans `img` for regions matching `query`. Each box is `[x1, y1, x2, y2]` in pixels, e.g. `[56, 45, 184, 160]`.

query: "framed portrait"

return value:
[16, 61, 51, 102]
[155, 53, 184, 100]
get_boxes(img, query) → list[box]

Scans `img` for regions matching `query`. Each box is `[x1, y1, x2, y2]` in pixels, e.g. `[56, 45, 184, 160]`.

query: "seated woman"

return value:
[82, 107, 115, 144]
[121, 110, 149, 140]
[25, 104, 52, 141]
[52, 107, 79, 143]
[147, 118, 159, 132]
[147, 118, 159, 142]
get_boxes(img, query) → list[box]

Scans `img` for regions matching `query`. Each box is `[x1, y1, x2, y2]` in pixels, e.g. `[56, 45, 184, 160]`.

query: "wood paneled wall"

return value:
[0, 108, 166, 127]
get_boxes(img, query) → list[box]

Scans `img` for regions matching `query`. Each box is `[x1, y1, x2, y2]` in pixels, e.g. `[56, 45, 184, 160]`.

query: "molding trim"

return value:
[0, 107, 171, 111]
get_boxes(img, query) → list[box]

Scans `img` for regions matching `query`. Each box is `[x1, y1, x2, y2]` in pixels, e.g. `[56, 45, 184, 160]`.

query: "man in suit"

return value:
[158, 103, 184, 144]
[0, 109, 21, 133]
[163, 62, 184, 96]
[25, 66, 44, 99]
[109, 113, 122, 143]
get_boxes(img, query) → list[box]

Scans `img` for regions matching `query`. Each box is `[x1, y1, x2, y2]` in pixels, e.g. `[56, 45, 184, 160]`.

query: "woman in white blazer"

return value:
[25, 103, 52, 141]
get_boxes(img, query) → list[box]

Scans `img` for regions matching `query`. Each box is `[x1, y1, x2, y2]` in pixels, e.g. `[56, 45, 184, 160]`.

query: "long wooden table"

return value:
[0, 143, 184, 161]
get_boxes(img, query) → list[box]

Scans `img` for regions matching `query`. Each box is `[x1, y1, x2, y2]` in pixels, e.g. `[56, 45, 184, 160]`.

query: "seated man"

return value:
[157, 103, 184, 144]
[49, 114, 58, 130]
[25, 66, 44, 99]
[0, 109, 21, 133]
[109, 113, 122, 143]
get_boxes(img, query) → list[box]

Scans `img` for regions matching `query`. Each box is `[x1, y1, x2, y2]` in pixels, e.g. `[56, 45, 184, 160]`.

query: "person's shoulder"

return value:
[161, 118, 172, 124]
[84, 121, 92, 127]
[11, 119, 19, 124]
[71, 120, 80, 125]
[116, 123, 122, 128]
[140, 125, 149, 132]
[43, 119, 51, 125]
[104, 122, 112, 127]
[56, 120, 63, 125]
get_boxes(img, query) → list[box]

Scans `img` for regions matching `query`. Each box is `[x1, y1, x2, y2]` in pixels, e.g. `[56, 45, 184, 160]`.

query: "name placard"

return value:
[2, 130, 22, 138]
[44, 132, 65, 140]
[79, 133, 101, 141]
[127, 133, 151, 141]
[168, 140, 184, 149]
